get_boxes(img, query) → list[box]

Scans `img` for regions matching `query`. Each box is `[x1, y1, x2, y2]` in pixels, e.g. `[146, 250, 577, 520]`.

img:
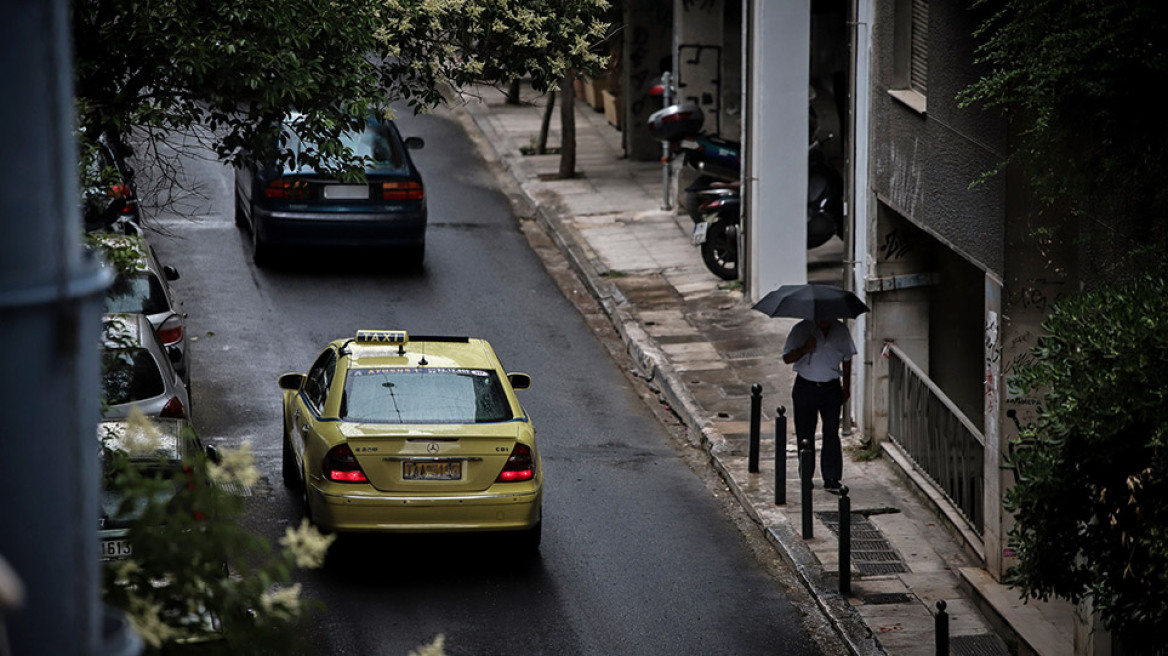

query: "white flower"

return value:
[208, 441, 261, 489]
[280, 519, 336, 569]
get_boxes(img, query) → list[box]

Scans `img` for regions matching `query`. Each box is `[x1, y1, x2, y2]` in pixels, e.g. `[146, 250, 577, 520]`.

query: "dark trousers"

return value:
[792, 375, 843, 483]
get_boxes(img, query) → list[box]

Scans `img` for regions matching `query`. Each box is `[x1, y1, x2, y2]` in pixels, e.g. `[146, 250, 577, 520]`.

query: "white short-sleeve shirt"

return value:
[782, 319, 857, 382]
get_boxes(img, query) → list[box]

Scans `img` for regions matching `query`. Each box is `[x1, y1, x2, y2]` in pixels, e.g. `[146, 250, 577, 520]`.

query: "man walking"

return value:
[782, 318, 856, 491]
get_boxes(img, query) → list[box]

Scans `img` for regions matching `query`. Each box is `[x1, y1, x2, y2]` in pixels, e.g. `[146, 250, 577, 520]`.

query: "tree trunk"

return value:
[558, 71, 577, 179]
[506, 79, 521, 105]
[537, 90, 556, 155]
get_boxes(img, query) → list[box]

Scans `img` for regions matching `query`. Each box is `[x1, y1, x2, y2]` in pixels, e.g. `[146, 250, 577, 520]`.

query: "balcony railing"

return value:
[886, 344, 985, 535]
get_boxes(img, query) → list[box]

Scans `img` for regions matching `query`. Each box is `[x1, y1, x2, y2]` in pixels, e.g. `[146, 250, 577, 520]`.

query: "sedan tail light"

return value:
[495, 444, 534, 483]
[264, 179, 311, 200]
[324, 444, 368, 483]
[160, 396, 186, 419]
[156, 315, 184, 346]
[380, 181, 424, 201]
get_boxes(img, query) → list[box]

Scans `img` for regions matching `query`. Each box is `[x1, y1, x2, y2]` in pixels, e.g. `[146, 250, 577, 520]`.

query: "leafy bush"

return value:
[100, 413, 334, 654]
[1007, 273, 1168, 647]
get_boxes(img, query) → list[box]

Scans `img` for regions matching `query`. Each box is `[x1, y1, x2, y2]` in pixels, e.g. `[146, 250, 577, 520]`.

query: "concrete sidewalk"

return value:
[447, 82, 1072, 656]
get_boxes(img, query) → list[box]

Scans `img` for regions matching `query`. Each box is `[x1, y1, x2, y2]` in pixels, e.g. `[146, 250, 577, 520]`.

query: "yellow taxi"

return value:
[279, 331, 542, 550]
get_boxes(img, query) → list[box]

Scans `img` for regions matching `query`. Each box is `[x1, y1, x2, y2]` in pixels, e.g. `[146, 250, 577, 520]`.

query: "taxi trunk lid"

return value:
[341, 424, 520, 493]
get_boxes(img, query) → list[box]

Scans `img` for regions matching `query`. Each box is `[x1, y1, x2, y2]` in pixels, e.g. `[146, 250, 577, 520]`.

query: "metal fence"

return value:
[886, 344, 985, 535]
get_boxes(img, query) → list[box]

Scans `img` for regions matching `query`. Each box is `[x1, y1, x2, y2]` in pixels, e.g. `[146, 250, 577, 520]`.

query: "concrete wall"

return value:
[868, 0, 1005, 276]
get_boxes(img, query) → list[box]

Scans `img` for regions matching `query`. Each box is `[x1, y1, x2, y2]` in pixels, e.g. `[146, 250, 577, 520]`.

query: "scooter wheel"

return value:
[700, 220, 739, 281]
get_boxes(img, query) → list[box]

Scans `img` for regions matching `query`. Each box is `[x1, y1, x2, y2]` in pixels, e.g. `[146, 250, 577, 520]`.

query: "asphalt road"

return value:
[145, 105, 844, 656]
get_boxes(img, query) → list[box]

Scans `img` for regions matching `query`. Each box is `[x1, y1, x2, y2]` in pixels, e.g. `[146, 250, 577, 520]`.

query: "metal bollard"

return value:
[935, 600, 949, 656]
[748, 384, 761, 473]
[839, 485, 851, 595]
[800, 438, 814, 539]
[775, 406, 786, 505]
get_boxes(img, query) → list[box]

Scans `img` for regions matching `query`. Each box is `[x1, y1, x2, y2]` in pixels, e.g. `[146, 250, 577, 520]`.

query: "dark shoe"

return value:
[823, 479, 842, 492]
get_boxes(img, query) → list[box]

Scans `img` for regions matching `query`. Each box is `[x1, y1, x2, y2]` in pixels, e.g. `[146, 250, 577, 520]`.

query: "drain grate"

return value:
[816, 511, 910, 575]
[951, 633, 1010, 656]
[859, 592, 914, 605]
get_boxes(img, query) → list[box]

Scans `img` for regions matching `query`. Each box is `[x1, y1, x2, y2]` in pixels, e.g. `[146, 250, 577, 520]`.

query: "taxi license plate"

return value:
[403, 461, 462, 481]
[692, 221, 710, 245]
[100, 539, 132, 561]
[323, 184, 369, 200]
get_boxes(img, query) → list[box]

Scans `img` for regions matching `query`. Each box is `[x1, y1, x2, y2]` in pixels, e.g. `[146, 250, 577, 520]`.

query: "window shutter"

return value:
[910, 0, 928, 95]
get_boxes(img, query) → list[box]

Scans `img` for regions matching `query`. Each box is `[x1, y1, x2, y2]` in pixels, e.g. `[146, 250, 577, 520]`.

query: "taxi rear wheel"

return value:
[516, 520, 542, 554]
[281, 428, 298, 489]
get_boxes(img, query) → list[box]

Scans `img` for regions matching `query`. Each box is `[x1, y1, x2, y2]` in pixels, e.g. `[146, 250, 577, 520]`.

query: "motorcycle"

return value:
[646, 103, 742, 220]
[691, 182, 740, 280]
[647, 101, 845, 251]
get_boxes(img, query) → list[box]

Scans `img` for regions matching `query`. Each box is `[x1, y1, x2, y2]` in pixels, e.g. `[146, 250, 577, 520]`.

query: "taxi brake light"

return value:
[324, 444, 368, 483]
[160, 396, 186, 419]
[495, 444, 534, 483]
[380, 181, 424, 201]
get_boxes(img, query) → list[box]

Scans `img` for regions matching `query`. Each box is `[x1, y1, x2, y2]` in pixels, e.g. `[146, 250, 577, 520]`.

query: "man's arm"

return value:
[842, 358, 852, 401]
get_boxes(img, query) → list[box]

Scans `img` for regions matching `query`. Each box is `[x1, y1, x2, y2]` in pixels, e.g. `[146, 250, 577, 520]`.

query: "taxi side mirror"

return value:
[278, 372, 306, 391]
[507, 372, 531, 390]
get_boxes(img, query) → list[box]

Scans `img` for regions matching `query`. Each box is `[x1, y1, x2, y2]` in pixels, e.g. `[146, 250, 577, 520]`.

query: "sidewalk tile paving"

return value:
[447, 82, 1073, 656]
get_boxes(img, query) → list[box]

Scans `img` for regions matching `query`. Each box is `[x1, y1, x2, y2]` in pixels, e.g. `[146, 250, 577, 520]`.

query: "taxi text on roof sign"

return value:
[355, 330, 408, 344]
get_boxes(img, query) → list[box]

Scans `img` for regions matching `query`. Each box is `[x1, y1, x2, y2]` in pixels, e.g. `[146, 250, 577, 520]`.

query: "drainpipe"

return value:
[0, 1, 112, 654]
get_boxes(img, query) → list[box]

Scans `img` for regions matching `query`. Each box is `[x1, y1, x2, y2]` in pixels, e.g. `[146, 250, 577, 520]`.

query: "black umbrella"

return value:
[752, 284, 869, 320]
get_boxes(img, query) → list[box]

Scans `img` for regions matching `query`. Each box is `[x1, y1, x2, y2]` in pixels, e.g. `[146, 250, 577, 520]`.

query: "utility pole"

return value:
[0, 1, 112, 653]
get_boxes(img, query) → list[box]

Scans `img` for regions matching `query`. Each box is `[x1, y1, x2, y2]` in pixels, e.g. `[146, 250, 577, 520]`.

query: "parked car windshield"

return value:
[102, 348, 165, 404]
[342, 368, 513, 424]
[105, 273, 169, 315]
[283, 121, 407, 174]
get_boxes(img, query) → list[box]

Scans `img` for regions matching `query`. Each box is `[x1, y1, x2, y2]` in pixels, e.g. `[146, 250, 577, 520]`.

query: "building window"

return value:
[890, 0, 927, 113]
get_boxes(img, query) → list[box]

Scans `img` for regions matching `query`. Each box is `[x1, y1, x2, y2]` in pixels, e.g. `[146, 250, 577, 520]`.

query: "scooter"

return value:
[691, 182, 740, 280]
[647, 103, 742, 221]
[807, 134, 844, 249]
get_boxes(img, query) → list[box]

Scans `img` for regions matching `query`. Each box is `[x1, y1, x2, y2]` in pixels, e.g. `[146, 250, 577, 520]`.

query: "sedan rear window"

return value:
[105, 273, 169, 315]
[102, 348, 165, 405]
[283, 122, 407, 174]
[342, 368, 513, 424]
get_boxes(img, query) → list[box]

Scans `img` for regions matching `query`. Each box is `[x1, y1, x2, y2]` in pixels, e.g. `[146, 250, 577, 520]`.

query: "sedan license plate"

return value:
[323, 184, 369, 200]
[692, 221, 710, 245]
[100, 539, 132, 561]
[403, 460, 462, 481]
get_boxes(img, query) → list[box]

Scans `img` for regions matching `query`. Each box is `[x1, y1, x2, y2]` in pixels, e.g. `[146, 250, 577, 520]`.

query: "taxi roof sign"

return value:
[355, 330, 408, 345]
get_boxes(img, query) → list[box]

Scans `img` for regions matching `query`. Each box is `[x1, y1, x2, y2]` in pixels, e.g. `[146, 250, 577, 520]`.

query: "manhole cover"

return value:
[860, 592, 914, 605]
[951, 633, 1010, 656]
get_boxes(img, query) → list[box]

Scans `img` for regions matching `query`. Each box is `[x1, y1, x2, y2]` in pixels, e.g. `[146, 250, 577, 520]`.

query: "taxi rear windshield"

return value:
[341, 368, 513, 424]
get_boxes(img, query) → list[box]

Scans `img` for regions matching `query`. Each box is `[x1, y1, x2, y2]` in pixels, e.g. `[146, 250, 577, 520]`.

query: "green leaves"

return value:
[1006, 273, 1168, 645]
[74, 0, 611, 181]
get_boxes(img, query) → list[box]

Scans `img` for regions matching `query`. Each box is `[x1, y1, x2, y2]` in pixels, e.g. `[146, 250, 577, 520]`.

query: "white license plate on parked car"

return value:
[323, 185, 369, 200]
[692, 221, 710, 245]
[100, 539, 132, 561]
[403, 460, 462, 481]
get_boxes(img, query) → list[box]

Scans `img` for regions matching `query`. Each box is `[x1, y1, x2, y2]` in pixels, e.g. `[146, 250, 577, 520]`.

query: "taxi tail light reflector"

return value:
[324, 444, 368, 483]
[157, 315, 183, 346]
[380, 181, 424, 201]
[160, 396, 186, 419]
[495, 444, 534, 482]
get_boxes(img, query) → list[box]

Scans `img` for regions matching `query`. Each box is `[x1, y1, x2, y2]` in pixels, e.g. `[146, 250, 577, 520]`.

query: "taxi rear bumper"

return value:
[307, 481, 542, 533]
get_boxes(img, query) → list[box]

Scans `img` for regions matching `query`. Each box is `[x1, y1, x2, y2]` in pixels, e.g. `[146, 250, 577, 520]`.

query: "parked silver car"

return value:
[93, 233, 190, 387]
[101, 313, 191, 421]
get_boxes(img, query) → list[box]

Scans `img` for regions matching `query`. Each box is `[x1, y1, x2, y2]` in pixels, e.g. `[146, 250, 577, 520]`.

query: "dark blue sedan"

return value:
[234, 115, 427, 268]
